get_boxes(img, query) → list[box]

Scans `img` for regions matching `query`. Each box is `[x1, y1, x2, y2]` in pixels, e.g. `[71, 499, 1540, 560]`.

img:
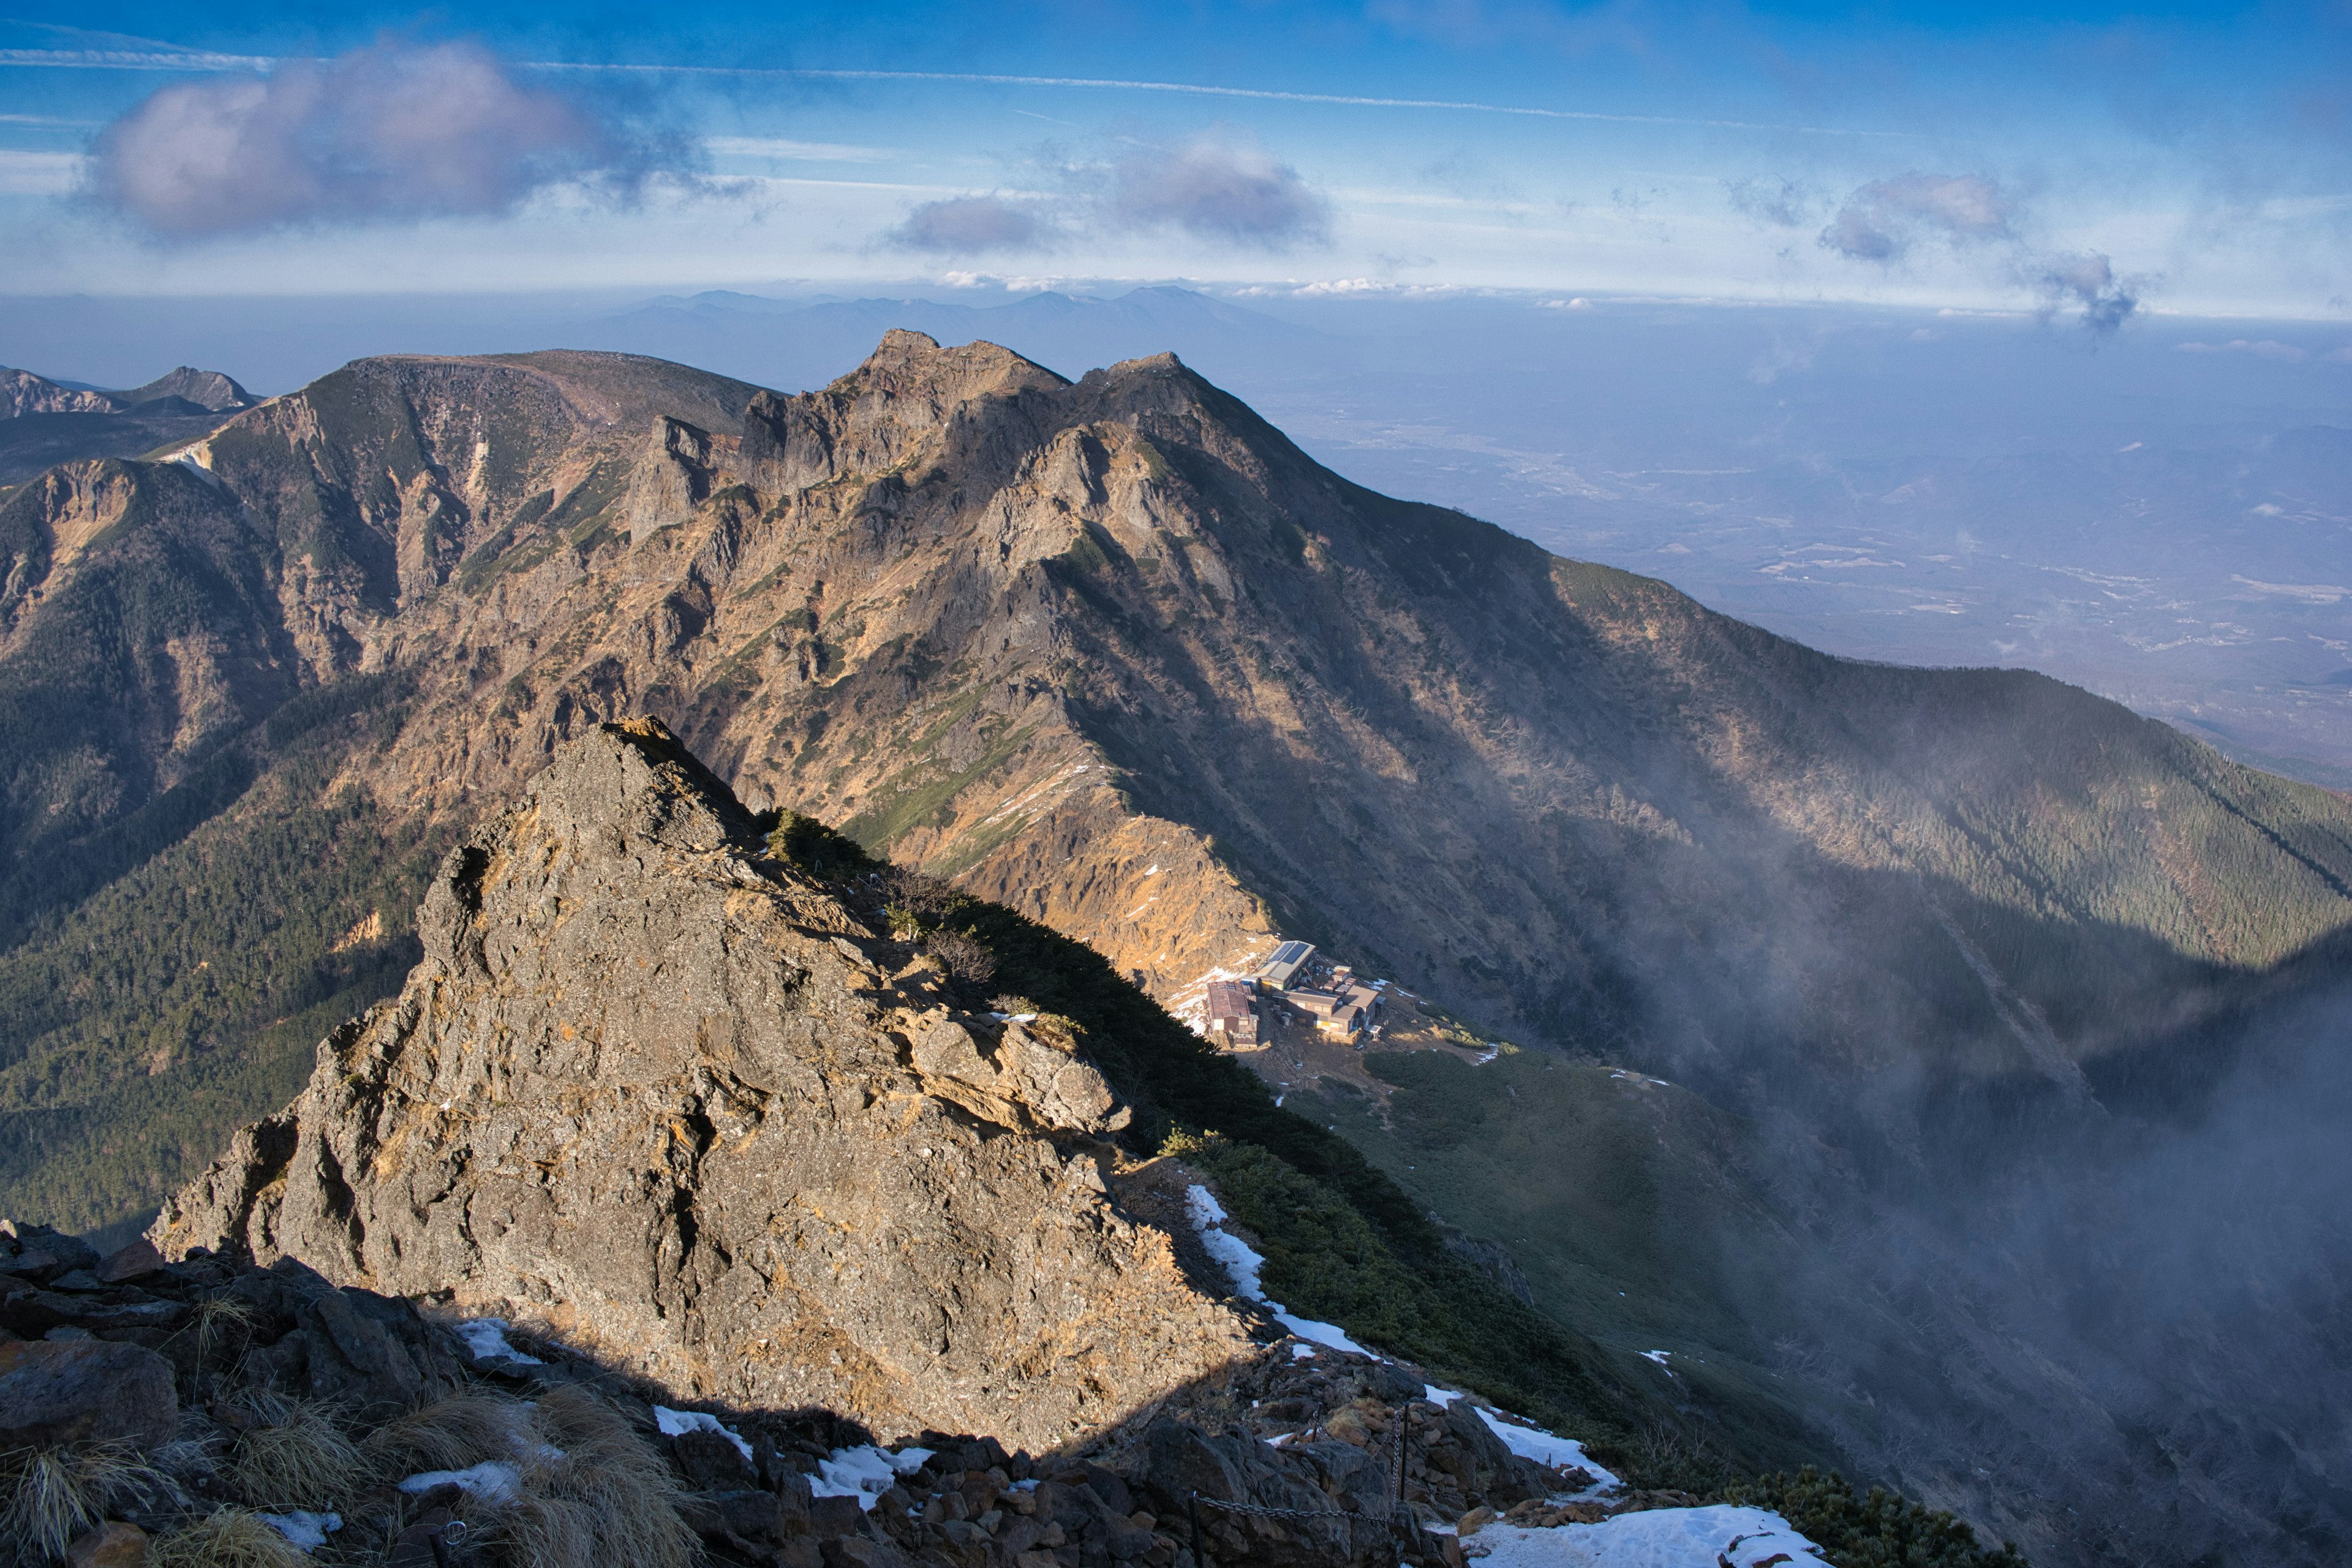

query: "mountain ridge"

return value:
[0, 331, 2343, 1564]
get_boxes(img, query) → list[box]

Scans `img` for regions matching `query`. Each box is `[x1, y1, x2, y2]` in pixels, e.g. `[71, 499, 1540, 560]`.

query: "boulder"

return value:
[0, 1338, 178, 1449]
[66, 1522, 148, 1568]
[97, 1239, 170, 1284]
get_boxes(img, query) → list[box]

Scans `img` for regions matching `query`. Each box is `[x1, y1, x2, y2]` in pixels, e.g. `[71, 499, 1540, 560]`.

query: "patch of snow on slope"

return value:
[1476, 1408, 1620, 1489]
[455, 1317, 543, 1365]
[655, 1406, 753, 1463]
[1186, 1183, 1376, 1356]
[1464, 1506, 1826, 1567]
[813, 1445, 935, 1510]
[257, 1512, 341, 1551]
[1424, 1384, 1464, 1407]
[401, 1462, 522, 1504]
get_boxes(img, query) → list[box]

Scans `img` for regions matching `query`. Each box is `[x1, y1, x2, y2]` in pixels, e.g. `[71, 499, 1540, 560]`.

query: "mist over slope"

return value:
[0, 331, 2342, 1563]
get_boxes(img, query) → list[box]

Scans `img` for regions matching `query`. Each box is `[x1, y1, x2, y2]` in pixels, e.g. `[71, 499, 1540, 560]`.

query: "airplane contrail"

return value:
[0, 48, 1911, 139]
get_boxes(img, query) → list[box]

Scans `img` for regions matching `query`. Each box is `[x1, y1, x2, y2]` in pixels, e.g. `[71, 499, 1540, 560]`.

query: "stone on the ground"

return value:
[0, 1338, 178, 1449]
[66, 1521, 148, 1568]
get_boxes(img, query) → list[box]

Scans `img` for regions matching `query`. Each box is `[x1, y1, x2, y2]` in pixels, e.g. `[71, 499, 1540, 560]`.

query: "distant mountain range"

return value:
[0, 362, 253, 485]
[0, 332, 2345, 1566]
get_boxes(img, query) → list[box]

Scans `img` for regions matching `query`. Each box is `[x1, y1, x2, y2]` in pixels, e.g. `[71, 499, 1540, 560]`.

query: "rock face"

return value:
[154, 719, 1251, 1449]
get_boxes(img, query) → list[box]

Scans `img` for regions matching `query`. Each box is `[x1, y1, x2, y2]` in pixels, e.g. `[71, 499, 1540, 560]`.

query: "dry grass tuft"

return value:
[192, 1294, 257, 1365]
[2, 1441, 175, 1564]
[358, 1388, 529, 1477]
[147, 1507, 312, 1568]
[480, 1387, 698, 1568]
[225, 1393, 363, 1510]
[345, 1385, 694, 1568]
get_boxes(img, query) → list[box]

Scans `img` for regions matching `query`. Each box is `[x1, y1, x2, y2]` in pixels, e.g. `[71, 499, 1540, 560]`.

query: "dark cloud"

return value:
[1819, 173, 2014, 260]
[89, 38, 669, 238]
[1820, 172, 2145, 334]
[1724, 175, 1815, 228]
[888, 195, 1055, 255]
[2029, 251, 2142, 334]
[885, 127, 1327, 258]
[1107, 131, 1329, 248]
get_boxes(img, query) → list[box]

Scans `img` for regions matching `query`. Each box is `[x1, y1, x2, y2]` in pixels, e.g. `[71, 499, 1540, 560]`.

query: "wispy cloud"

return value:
[1819, 171, 2143, 333]
[888, 194, 1058, 254]
[884, 128, 1327, 257]
[1724, 175, 1817, 228]
[0, 150, 82, 195]
[86, 38, 682, 238]
[2025, 252, 2140, 334]
[703, 137, 893, 164]
[0, 45, 1913, 140]
[1819, 174, 2013, 261]
[2176, 339, 2309, 361]
[1105, 130, 1328, 247]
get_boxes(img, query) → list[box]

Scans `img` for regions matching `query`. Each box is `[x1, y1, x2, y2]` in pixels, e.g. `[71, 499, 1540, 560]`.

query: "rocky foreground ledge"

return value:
[0, 1213, 1657, 1568]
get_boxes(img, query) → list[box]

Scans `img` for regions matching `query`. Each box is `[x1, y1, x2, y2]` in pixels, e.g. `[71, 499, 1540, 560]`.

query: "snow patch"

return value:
[1424, 1384, 1465, 1408]
[456, 1317, 544, 1365]
[1186, 1184, 1376, 1356]
[813, 1444, 933, 1510]
[1476, 1408, 1620, 1488]
[1640, 1351, 1672, 1368]
[1291, 1343, 1318, 1359]
[1462, 1506, 1826, 1566]
[655, 1406, 753, 1463]
[257, 1512, 341, 1551]
[401, 1461, 524, 1504]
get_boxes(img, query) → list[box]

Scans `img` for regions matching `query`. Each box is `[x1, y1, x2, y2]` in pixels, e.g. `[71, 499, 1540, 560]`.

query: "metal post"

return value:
[1189, 1490, 1205, 1568]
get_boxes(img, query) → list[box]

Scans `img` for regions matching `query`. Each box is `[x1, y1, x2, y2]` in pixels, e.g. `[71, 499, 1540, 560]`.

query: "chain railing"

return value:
[1181, 1402, 1451, 1568]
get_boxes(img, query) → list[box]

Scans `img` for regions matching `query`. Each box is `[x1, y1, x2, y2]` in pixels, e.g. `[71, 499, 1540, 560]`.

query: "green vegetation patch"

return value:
[1722, 1469, 2026, 1568]
[838, 717, 1036, 853]
[0, 707, 453, 1236]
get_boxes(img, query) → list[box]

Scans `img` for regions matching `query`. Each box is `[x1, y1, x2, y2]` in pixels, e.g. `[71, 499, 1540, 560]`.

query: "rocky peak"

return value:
[153, 718, 1253, 1450]
[742, 331, 1066, 496]
[0, 368, 119, 418]
[116, 366, 253, 412]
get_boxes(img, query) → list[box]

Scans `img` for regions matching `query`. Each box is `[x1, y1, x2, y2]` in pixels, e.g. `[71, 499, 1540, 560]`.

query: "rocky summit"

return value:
[154, 719, 1248, 1452]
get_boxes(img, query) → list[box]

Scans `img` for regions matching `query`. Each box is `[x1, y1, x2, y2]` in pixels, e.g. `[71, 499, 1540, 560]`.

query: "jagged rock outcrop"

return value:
[153, 719, 1253, 1450]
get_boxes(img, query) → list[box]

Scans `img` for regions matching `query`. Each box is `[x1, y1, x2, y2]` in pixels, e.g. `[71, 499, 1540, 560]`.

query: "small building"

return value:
[1205, 979, 1259, 1047]
[1316, 981, 1387, 1041]
[1284, 987, 1339, 1020]
[1256, 940, 1317, 993]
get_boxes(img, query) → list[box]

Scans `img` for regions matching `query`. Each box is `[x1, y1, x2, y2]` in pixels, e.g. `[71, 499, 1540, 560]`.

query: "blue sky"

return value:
[2, 2, 2348, 318]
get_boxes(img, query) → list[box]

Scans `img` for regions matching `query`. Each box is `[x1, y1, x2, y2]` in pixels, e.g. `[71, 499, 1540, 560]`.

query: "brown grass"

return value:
[147, 1508, 313, 1568]
[191, 1294, 257, 1365]
[348, 1384, 696, 1568]
[1, 1441, 175, 1564]
[224, 1393, 364, 1510]
[358, 1389, 530, 1477]
[479, 1387, 698, 1568]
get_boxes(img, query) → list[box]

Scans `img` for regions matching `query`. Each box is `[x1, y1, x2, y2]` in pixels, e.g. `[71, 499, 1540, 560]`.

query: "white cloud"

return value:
[1820, 173, 2013, 260]
[88, 38, 671, 237]
[1106, 130, 1329, 248]
[882, 127, 1327, 258]
[887, 194, 1058, 254]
